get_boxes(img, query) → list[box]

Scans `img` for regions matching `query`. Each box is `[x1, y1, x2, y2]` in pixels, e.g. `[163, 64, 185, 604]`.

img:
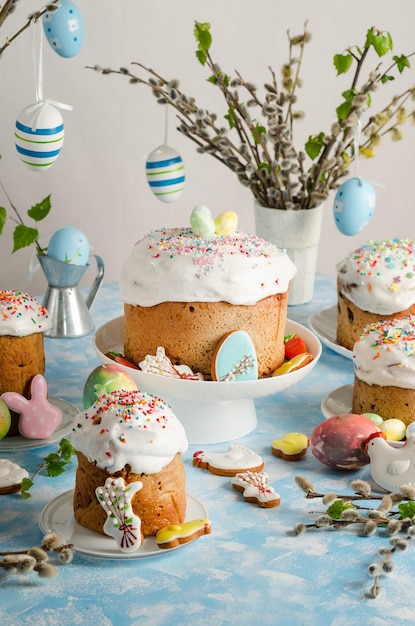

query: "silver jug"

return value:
[38, 254, 105, 338]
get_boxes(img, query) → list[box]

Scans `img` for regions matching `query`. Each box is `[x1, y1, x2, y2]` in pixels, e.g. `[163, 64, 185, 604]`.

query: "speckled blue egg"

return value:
[47, 227, 89, 265]
[145, 145, 185, 203]
[333, 178, 376, 236]
[43, 0, 84, 58]
[15, 103, 64, 171]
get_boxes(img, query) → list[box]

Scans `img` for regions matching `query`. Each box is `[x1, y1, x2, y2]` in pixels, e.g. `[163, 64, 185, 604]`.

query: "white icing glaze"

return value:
[336, 238, 415, 315]
[71, 390, 188, 474]
[193, 444, 263, 471]
[231, 471, 280, 503]
[353, 316, 415, 389]
[0, 459, 28, 487]
[0, 290, 51, 336]
[119, 227, 297, 307]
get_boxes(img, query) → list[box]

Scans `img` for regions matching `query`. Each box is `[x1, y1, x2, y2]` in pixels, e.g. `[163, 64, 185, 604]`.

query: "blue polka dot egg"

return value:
[47, 227, 89, 266]
[333, 177, 376, 236]
[43, 0, 84, 58]
[15, 103, 64, 171]
[145, 145, 185, 203]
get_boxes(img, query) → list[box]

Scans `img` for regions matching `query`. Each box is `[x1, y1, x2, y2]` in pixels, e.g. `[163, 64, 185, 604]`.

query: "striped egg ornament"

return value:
[145, 145, 185, 203]
[15, 103, 64, 171]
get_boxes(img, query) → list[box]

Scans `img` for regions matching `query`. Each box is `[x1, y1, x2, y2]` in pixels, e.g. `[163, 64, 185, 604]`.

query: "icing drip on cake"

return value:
[337, 238, 415, 314]
[120, 227, 297, 306]
[0, 290, 51, 336]
[353, 316, 415, 389]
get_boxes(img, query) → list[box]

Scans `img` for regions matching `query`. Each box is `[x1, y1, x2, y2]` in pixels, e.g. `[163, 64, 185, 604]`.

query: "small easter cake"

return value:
[0, 459, 29, 495]
[71, 389, 188, 540]
[119, 207, 297, 380]
[0, 290, 52, 436]
[352, 316, 415, 426]
[336, 239, 415, 350]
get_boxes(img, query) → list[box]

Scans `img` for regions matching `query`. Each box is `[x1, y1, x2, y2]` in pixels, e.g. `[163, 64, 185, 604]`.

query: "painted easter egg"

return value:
[43, 0, 84, 58]
[47, 226, 89, 265]
[83, 364, 138, 409]
[333, 177, 376, 236]
[145, 145, 185, 203]
[215, 211, 238, 236]
[190, 205, 215, 237]
[15, 103, 64, 171]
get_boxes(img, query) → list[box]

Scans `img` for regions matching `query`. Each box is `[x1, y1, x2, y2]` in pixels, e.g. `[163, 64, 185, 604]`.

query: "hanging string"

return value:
[352, 120, 361, 181]
[164, 104, 169, 146]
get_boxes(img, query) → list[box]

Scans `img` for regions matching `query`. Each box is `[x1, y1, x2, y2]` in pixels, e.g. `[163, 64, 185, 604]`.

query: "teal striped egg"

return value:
[145, 145, 185, 203]
[15, 103, 64, 171]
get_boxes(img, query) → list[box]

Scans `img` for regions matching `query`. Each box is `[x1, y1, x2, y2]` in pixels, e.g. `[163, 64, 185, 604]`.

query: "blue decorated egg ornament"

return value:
[145, 145, 185, 203]
[47, 227, 89, 265]
[15, 103, 64, 171]
[333, 177, 376, 236]
[43, 0, 84, 58]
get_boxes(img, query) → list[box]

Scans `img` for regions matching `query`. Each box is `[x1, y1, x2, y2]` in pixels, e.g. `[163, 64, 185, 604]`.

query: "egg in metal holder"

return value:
[43, 0, 84, 58]
[333, 177, 376, 236]
[47, 226, 89, 266]
[15, 103, 64, 171]
[145, 145, 185, 203]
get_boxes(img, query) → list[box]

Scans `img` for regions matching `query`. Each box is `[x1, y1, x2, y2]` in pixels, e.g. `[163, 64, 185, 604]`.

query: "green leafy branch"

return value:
[88, 22, 415, 210]
[21, 438, 75, 498]
[0, 176, 51, 254]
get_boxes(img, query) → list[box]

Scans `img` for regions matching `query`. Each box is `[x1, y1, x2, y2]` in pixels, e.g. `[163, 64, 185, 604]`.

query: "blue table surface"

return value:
[1, 275, 413, 626]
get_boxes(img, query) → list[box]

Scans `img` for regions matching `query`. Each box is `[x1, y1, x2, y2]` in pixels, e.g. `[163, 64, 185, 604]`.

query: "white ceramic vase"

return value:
[254, 201, 324, 306]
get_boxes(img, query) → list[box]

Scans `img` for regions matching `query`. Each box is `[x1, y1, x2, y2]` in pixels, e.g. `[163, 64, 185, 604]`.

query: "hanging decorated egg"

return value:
[15, 103, 64, 171]
[47, 227, 89, 265]
[145, 145, 185, 203]
[333, 177, 376, 236]
[43, 0, 84, 58]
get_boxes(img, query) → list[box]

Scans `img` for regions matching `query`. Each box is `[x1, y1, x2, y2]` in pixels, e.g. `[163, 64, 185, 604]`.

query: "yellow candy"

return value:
[214, 211, 238, 236]
[380, 418, 406, 441]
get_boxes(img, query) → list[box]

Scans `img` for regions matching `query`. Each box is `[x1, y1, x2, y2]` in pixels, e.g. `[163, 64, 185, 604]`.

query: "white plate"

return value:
[321, 384, 353, 418]
[39, 490, 209, 559]
[308, 306, 352, 360]
[0, 398, 79, 451]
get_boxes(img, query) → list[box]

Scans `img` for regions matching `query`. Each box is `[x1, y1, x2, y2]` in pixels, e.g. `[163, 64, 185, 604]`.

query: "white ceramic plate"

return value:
[321, 384, 353, 418]
[93, 316, 322, 402]
[308, 306, 352, 360]
[39, 491, 209, 559]
[0, 398, 79, 451]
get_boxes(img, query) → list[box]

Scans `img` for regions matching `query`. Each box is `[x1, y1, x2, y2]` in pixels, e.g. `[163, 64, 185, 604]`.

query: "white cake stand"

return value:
[93, 316, 321, 444]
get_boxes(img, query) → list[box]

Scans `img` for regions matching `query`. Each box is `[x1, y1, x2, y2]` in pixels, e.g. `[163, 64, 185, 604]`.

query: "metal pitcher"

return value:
[38, 254, 105, 338]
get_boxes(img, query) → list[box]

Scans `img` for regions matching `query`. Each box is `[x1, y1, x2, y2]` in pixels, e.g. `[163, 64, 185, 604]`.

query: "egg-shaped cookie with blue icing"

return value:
[211, 330, 258, 381]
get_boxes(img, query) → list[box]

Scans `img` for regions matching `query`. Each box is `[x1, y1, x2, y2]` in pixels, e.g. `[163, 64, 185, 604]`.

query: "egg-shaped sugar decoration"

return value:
[215, 211, 238, 236]
[333, 177, 376, 236]
[43, 0, 84, 58]
[190, 205, 215, 237]
[145, 145, 185, 203]
[47, 227, 89, 265]
[15, 103, 64, 171]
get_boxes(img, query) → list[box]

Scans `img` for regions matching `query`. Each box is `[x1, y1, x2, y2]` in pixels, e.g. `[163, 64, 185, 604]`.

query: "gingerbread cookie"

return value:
[0, 459, 29, 495]
[272, 353, 313, 376]
[271, 432, 309, 461]
[156, 518, 211, 549]
[193, 444, 264, 476]
[231, 471, 280, 508]
[211, 331, 258, 381]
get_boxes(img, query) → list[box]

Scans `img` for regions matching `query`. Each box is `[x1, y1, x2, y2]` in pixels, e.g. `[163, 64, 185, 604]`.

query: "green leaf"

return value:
[196, 50, 207, 66]
[251, 124, 266, 144]
[59, 438, 75, 462]
[393, 54, 411, 73]
[398, 501, 415, 519]
[12, 224, 39, 253]
[194, 22, 211, 66]
[305, 132, 325, 160]
[27, 194, 51, 222]
[225, 108, 236, 130]
[21, 477, 34, 494]
[365, 28, 393, 57]
[45, 461, 66, 477]
[333, 53, 353, 76]
[0, 206, 6, 234]
[326, 500, 355, 519]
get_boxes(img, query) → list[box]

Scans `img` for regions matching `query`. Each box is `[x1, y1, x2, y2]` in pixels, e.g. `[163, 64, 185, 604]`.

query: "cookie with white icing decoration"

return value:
[211, 331, 258, 381]
[231, 471, 281, 508]
[0, 459, 29, 495]
[156, 518, 211, 549]
[193, 444, 264, 476]
[96, 477, 144, 552]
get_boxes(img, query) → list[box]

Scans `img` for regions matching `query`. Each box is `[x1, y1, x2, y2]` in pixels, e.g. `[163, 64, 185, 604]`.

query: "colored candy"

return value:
[190, 205, 215, 237]
[215, 210, 238, 236]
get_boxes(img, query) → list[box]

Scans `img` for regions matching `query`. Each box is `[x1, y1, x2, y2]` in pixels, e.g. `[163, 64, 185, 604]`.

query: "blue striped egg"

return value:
[15, 103, 64, 171]
[43, 0, 84, 58]
[145, 145, 185, 203]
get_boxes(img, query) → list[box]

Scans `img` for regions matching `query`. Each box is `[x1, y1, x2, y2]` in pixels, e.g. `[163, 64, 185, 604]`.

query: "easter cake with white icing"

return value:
[0, 290, 51, 436]
[336, 239, 415, 350]
[71, 389, 188, 538]
[352, 316, 415, 426]
[119, 209, 297, 379]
